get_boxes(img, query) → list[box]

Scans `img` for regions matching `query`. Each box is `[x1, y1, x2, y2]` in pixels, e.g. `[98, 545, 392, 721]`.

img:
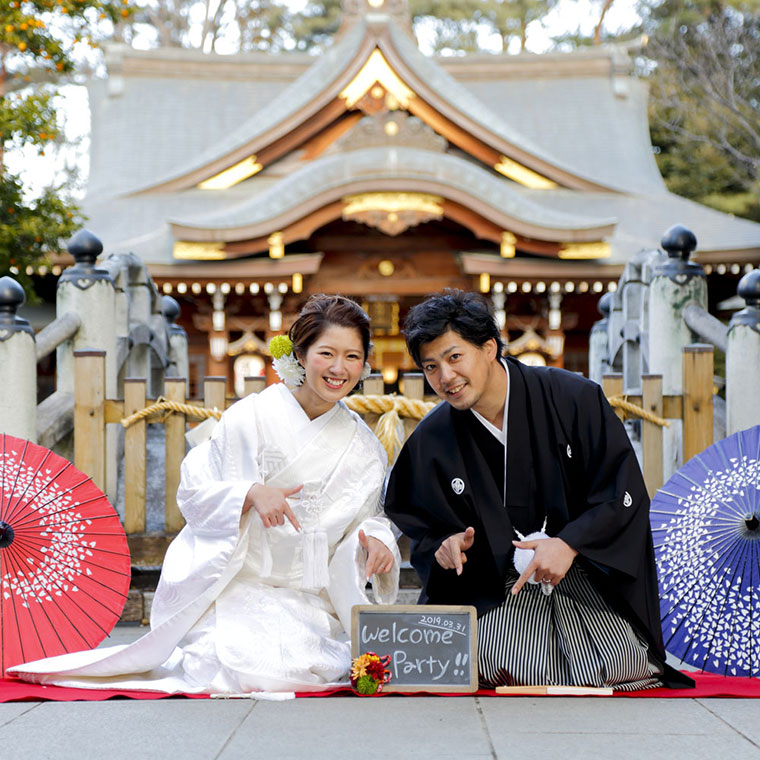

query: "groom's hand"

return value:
[510, 537, 577, 595]
[435, 527, 475, 575]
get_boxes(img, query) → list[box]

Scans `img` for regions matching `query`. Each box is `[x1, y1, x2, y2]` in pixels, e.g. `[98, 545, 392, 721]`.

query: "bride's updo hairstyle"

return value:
[289, 295, 371, 362]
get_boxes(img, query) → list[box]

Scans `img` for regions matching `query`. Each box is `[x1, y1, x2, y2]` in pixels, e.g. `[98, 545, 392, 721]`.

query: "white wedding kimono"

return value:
[10, 383, 400, 695]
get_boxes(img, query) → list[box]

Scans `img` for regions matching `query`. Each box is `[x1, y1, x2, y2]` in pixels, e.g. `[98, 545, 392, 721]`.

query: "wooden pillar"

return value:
[401, 373, 425, 443]
[124, 378, 147, 533]
[361, 374, 384, 431]
[204, 376, 226, 413]
[363, 375, 384, 396]
[602, 373, 624, 421]
[243, 376, 266, 397]
[683, 344, 713, 463]
[164, 377, 186, 532]
[641, 374, 664, 498]
[402, 373, 424, 400]
[74, 350, 106, 490]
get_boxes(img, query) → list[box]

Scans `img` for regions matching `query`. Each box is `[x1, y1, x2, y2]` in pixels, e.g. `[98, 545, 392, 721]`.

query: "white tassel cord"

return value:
[513, 519, 554, 596]
[301, 530, 330, 591]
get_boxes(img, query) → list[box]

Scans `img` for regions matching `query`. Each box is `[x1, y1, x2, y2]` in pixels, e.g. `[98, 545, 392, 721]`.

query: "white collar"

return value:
[470, 359, 510, 444]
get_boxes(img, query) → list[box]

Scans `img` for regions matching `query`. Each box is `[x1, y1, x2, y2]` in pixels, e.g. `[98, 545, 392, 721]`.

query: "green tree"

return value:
[1, 0, 131, 297]
[483, 0, 561, 52]
[410, 0, 560, 53]
[644, 1, 760, 221]
[125, 0, 292, 52]
[289, 0, 344, 52]
[120, 0, 342, 53]
[551, 0, 641, 47]
[409, 0, 487, 53]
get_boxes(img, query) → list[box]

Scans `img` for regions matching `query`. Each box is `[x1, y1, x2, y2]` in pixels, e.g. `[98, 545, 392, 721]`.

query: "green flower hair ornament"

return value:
[268, 335, 294, 360]
[268, 335, 306, 387]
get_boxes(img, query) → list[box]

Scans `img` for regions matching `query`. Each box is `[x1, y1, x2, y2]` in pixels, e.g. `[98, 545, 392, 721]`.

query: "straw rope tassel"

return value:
[345, 395, 437, 465]
[373, 409, 405, 465]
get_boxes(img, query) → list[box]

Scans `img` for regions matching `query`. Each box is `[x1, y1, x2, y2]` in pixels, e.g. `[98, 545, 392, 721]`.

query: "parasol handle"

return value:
[0, 521, 15, 548]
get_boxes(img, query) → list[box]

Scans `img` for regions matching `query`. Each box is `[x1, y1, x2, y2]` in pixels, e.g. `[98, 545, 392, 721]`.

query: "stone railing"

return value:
[0, 229, 188, 505]
[589, 224, 760, 481]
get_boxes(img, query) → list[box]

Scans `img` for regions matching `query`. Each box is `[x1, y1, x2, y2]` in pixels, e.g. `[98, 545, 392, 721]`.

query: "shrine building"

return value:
[70, 0, 760, 394]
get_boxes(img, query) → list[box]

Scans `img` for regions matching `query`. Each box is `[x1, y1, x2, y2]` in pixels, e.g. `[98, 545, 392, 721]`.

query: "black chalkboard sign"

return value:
[351, 605, 478, 693]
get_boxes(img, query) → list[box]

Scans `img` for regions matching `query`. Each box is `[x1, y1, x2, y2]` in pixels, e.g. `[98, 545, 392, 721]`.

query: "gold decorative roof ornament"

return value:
[268, 231, 285, 259]
[506, 328, 563, 359]
[558, 241, 611, 259]
[227, 330, 269, 357]
[500, 231, 517, 258]
[342, 192, 444, 236]
[339, 49, 415, 110]
[343, 192, 443, 215]
[173, 241, 226, 260]
[198, 156, 263, 190]
[494, 155, 558, 190]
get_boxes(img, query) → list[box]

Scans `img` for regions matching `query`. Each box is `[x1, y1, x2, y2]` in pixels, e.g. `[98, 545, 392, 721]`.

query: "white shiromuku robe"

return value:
[10, 383, 400, 695]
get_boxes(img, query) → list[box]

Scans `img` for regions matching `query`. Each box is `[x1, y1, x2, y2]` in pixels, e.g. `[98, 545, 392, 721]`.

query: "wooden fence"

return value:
[602, 343, 713, 498]
[74, 350, 427, 566]
[74, 344, 713, 567]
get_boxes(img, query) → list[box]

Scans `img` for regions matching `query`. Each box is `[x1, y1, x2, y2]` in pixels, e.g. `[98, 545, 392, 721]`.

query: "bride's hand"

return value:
[244, 482, 302, 531]
[359, 529, 395, 580]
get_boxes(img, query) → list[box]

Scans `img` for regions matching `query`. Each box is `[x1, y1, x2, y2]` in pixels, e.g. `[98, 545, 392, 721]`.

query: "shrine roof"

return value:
[88, 19, 664, 200]
[166, 147, 616, 240]
[83, 15, 760, 266]
[81, 162, 759, 269]
[517, 189, 760, 259]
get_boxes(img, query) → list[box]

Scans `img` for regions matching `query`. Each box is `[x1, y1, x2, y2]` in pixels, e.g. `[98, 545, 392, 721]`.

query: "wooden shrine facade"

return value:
[70, 0, 760, 395]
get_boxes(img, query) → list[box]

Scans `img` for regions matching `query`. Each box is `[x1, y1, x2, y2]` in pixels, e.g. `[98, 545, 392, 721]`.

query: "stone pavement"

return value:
[2, 626, 760, 760]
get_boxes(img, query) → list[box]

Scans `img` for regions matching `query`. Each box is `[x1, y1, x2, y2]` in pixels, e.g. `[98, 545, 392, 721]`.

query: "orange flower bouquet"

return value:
[350, 652, 392, 695]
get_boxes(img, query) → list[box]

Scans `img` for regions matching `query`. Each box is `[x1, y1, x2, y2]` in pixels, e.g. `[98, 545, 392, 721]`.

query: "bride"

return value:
[10, 295, 400, 695]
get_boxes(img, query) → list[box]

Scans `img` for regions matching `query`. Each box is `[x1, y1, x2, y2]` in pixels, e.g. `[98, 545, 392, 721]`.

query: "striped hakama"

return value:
[478, 565, 663, 691]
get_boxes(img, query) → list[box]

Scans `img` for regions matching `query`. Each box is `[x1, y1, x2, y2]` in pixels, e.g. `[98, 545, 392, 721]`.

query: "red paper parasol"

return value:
[0, 434, 131, 676]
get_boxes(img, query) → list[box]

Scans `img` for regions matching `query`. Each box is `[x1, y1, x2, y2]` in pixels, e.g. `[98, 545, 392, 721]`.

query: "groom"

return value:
[384, 290, 692, 689]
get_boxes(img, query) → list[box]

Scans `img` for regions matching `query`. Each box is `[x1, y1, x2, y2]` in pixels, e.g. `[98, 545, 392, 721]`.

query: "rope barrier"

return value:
[607, 395, 670, 428]
[120, 393, 438, 464]
[120, 398, 221, 428]
[120, 391, 666, 461]
[343, 394, 436, 420]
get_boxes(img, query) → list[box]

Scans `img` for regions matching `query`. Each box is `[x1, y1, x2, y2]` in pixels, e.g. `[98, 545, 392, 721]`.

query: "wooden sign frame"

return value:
[351, 604, 478, 693]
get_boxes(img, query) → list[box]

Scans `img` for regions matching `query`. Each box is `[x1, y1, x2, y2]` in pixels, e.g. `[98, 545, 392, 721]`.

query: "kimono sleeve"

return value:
[327, 435, 400, 631]
[175, 412, 257, 537]
[384, 435, 465, 593]
[555, 380, 652, 579]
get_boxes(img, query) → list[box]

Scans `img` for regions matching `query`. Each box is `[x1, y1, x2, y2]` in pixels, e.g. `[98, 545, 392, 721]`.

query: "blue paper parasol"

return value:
[651, 425, 760, 677]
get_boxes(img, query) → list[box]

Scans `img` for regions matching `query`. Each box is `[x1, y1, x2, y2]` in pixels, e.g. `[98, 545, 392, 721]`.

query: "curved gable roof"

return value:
[168, 147, 616, 243]
[129, 15, 647, 196]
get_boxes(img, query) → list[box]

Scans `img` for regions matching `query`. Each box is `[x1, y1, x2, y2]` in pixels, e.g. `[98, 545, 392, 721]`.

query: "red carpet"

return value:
[1, 672, 759, 702]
